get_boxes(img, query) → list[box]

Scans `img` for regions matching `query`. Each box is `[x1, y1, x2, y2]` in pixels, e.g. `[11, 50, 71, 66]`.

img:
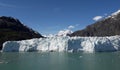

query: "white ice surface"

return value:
[2, 36, 120, 53]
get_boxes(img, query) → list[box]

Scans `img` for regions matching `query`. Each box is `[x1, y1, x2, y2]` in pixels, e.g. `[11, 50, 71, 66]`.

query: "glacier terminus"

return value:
[2, 36, 120, 53]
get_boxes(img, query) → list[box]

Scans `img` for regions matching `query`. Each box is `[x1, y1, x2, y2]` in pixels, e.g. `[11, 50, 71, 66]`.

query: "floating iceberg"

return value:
[2, 36, 120, 52]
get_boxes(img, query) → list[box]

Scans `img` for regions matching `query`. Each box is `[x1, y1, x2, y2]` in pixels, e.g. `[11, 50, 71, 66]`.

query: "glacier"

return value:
[2, 36, 120, 52]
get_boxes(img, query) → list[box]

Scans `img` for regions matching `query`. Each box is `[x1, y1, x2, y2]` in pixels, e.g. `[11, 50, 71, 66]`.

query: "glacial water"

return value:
[0, 52, 120, 70]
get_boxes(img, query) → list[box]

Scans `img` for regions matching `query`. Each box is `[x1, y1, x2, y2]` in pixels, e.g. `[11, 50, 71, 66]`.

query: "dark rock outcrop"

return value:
[70, 10, 120, 37]
[0, 16, 43, 50]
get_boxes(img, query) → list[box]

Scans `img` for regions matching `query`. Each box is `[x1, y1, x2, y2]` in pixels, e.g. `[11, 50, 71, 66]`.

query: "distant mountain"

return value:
[57, 29, 73, 36]
[70, 10, 120, 37]
[0, 16, 43, 50]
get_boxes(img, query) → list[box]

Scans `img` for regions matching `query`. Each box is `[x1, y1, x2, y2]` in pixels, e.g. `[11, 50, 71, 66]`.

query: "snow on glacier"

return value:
[2, 36, 120, 52]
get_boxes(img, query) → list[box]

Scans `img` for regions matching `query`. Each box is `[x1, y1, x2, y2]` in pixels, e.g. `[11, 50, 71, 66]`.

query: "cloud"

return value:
[93, 16, 103, 21]
[0, 2, 15, 8]
[68, 25, 75, 29]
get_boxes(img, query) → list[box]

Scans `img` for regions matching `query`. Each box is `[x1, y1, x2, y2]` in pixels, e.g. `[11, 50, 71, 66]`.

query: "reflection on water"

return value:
[0, 61, 8, 64]
[0, 52, 120, 70]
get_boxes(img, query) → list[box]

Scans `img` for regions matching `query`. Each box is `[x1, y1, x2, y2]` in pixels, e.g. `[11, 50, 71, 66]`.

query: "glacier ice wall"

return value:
[2, 36, 120, 52]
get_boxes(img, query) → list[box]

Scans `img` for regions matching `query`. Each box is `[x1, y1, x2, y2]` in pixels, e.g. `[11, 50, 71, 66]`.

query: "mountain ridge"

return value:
[70, 10, 120, 37]
[0, 16, 43, 50]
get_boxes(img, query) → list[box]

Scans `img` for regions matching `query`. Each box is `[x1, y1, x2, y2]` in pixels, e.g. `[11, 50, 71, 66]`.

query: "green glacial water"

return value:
[0, 52, 120, 70]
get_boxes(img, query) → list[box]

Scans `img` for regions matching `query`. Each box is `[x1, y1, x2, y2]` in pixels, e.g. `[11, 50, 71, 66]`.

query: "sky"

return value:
[0, 0, 120, 35]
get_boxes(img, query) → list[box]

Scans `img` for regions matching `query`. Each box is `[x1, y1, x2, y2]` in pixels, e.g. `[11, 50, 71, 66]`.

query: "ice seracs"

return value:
[2, 36, 120, 53]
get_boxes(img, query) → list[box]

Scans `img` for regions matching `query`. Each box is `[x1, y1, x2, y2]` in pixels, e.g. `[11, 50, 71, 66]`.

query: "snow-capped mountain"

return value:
[57, 29, 73, 36]
[43, 29, 73, 37]
[111, 10, 120, 16]
[70, 10, 120, 37]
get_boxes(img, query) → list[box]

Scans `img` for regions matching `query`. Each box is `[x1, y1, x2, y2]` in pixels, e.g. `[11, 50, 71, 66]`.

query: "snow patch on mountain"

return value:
[111, 10, 120, 16]
[105, 9, 120, 19]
